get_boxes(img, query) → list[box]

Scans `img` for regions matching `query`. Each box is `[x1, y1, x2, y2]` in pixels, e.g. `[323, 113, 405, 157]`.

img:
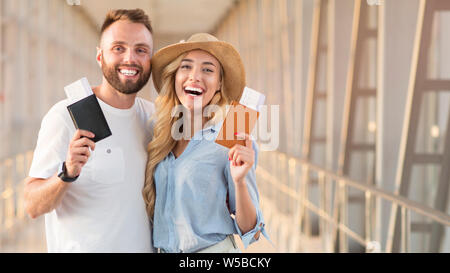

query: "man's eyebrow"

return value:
[135, 43, 151, 49]
[111, 41, 151, 49]
[111, 41, 127, 46]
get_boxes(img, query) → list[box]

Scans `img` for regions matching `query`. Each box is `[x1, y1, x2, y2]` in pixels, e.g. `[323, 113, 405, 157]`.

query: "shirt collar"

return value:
[201, 121, 223, 134]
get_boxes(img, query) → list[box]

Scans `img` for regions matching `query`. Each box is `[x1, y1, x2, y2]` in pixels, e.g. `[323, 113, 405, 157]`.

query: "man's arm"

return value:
[24, 129, 96, 219]
[24, 175, 71, 219]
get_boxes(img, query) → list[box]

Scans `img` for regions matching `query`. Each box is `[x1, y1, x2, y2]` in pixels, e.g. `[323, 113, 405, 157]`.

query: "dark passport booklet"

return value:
[67, 94, 112, 142]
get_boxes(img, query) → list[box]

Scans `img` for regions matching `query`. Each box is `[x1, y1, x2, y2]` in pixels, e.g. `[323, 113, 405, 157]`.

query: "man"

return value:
[24, 9, 155, 252]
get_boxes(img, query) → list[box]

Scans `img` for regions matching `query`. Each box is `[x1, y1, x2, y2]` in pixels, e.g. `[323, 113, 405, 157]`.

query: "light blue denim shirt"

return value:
[152, 122, 269, 253]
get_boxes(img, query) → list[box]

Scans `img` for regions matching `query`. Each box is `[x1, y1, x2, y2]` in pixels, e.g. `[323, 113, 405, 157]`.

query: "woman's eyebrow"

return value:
[181, 59, 216, 67]
[202, 62, 216, 67]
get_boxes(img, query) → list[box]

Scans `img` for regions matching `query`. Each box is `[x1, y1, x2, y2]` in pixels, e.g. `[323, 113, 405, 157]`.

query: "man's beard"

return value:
[101, 57, 151, 95]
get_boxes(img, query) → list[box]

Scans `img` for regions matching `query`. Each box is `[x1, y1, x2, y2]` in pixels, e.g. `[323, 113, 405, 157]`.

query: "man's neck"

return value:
[92, 79, 137, 109]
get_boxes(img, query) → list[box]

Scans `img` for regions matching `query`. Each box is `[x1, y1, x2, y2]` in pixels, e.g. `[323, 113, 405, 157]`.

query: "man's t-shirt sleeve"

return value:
[29, 107, 72, 179]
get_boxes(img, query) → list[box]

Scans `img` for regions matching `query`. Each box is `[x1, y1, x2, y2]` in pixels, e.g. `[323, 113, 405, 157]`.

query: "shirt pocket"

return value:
[91, 146, 125, 184]
[191, 161, 223, 200]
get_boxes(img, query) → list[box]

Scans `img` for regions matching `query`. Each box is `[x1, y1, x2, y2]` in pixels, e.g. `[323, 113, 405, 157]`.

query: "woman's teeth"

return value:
[185, 87, 203, 96]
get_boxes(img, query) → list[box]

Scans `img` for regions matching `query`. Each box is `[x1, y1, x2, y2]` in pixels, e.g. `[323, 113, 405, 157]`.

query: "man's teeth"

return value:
[120, 69, 138, 76]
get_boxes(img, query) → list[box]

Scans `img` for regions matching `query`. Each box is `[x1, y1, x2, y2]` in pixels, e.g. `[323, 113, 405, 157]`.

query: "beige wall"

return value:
[0, 0, 101, 160]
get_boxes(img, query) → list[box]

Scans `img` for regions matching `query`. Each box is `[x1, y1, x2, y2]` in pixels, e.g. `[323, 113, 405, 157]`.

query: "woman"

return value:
[143, 33, 268, 253]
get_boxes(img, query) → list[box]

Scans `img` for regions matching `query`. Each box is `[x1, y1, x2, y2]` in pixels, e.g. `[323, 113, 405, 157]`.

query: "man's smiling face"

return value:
[98, 19, 153, 95]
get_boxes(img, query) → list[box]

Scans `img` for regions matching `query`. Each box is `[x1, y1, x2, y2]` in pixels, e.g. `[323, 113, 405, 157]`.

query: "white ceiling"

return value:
[79, 0, 237, 50]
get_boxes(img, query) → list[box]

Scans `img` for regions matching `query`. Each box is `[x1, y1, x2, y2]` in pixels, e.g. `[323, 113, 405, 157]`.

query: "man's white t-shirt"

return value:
[29, 96, 155, 253]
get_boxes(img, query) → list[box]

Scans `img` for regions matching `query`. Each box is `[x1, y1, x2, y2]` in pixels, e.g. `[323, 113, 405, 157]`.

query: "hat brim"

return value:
[151, 40, 246, 102]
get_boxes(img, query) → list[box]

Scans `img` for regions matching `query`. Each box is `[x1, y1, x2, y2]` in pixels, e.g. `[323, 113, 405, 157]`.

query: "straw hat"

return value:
[151, 33, 246, 101]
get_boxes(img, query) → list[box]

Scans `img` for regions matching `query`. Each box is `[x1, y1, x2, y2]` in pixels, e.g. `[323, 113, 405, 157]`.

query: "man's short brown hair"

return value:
[101, 9, 153, 35]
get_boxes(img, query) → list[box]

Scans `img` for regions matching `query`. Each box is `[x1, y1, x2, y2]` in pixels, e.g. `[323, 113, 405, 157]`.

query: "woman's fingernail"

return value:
[234, 132, 238, 136]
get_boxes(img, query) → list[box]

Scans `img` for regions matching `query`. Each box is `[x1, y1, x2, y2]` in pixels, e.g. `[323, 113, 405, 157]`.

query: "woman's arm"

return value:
[228, 133, 257, 234]
[234, 178, 257, 234]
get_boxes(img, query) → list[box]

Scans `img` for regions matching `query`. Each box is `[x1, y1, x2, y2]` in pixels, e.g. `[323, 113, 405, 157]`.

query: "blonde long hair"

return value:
[143, 51, 230, 222]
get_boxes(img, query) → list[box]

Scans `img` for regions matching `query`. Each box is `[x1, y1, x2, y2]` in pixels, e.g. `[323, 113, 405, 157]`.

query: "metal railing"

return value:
[2, 149, 450, 253]
[0, 151, 34, 247]
[257, 151, 450, 253]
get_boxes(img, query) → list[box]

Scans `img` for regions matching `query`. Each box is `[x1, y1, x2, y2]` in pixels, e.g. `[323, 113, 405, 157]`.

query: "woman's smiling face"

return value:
[175, 50, 222, 111]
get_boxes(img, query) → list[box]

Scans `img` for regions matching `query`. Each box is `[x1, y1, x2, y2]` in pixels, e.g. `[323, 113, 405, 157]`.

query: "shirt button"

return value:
[107, 149, 111, 154]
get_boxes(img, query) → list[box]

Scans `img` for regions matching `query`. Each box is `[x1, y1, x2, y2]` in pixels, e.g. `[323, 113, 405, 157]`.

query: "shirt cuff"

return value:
[233, 210, 270, 249]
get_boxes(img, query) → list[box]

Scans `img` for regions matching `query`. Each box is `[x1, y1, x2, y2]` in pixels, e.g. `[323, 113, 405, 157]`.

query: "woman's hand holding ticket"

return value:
[228, 133, 254, 185]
